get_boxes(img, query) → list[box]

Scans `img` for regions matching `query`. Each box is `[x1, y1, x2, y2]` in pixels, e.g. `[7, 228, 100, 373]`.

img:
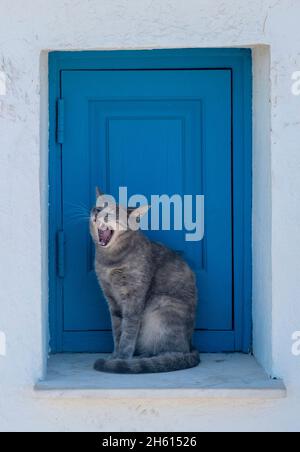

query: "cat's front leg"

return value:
[118, 311, 141, 359]
[107, 297, 122, 358]
[110, 309, 123, 358]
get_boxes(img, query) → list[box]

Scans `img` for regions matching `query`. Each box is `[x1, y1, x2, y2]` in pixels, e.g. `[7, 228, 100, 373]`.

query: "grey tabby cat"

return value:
[90, 188, 200, 374]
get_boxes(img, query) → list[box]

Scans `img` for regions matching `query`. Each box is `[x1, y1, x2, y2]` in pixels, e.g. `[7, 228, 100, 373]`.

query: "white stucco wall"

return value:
[0, 0, 300, 432]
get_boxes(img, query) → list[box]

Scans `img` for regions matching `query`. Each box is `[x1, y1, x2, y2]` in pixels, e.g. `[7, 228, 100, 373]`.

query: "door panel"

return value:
[61, 69, 232, 351]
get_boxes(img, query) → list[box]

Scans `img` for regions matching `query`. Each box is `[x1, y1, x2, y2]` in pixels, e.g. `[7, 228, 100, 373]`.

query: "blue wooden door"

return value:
[59, 68, 232, 352]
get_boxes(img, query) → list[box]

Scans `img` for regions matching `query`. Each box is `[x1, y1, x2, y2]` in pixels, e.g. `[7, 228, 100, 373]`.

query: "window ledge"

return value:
[35, 353, 286, 400]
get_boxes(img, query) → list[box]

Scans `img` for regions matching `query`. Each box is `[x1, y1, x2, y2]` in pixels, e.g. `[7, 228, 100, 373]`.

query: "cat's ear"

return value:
[128, 205, 151, 219]
[95, 186, 104, 199]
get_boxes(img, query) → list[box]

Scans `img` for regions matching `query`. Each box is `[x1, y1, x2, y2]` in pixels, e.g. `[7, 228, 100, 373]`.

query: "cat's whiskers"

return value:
[65, 203, 92, 226]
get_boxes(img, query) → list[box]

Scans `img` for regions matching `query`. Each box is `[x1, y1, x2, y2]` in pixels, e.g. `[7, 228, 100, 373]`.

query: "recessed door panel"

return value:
[61, 69, 232, 351]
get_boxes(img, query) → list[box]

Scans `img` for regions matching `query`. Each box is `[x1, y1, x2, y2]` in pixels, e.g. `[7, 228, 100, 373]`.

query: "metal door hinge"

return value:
[57, 99, 65, 144]
[57, 230, 65, 278]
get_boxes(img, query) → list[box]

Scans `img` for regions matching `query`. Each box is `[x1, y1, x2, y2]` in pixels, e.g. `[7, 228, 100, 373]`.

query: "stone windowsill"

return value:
[35, 353, 286, 399]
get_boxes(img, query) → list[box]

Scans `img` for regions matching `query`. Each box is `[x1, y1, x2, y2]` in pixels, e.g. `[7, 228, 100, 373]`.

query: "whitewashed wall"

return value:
[0, 0, 300, 432]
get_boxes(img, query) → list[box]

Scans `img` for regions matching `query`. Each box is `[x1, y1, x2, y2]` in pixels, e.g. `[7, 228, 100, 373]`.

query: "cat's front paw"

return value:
[94, 358, 106, 371]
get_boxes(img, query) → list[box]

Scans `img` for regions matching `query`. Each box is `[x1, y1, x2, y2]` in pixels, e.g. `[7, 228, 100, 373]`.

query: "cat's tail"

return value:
[94, 349, 200, 374]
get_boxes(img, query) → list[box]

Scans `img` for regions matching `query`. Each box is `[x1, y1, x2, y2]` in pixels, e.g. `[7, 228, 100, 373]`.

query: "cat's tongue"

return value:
[98, 228, 113, 246]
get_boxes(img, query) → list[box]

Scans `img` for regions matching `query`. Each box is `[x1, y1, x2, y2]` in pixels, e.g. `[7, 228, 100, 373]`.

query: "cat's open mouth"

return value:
[98, 228, 113, 247]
